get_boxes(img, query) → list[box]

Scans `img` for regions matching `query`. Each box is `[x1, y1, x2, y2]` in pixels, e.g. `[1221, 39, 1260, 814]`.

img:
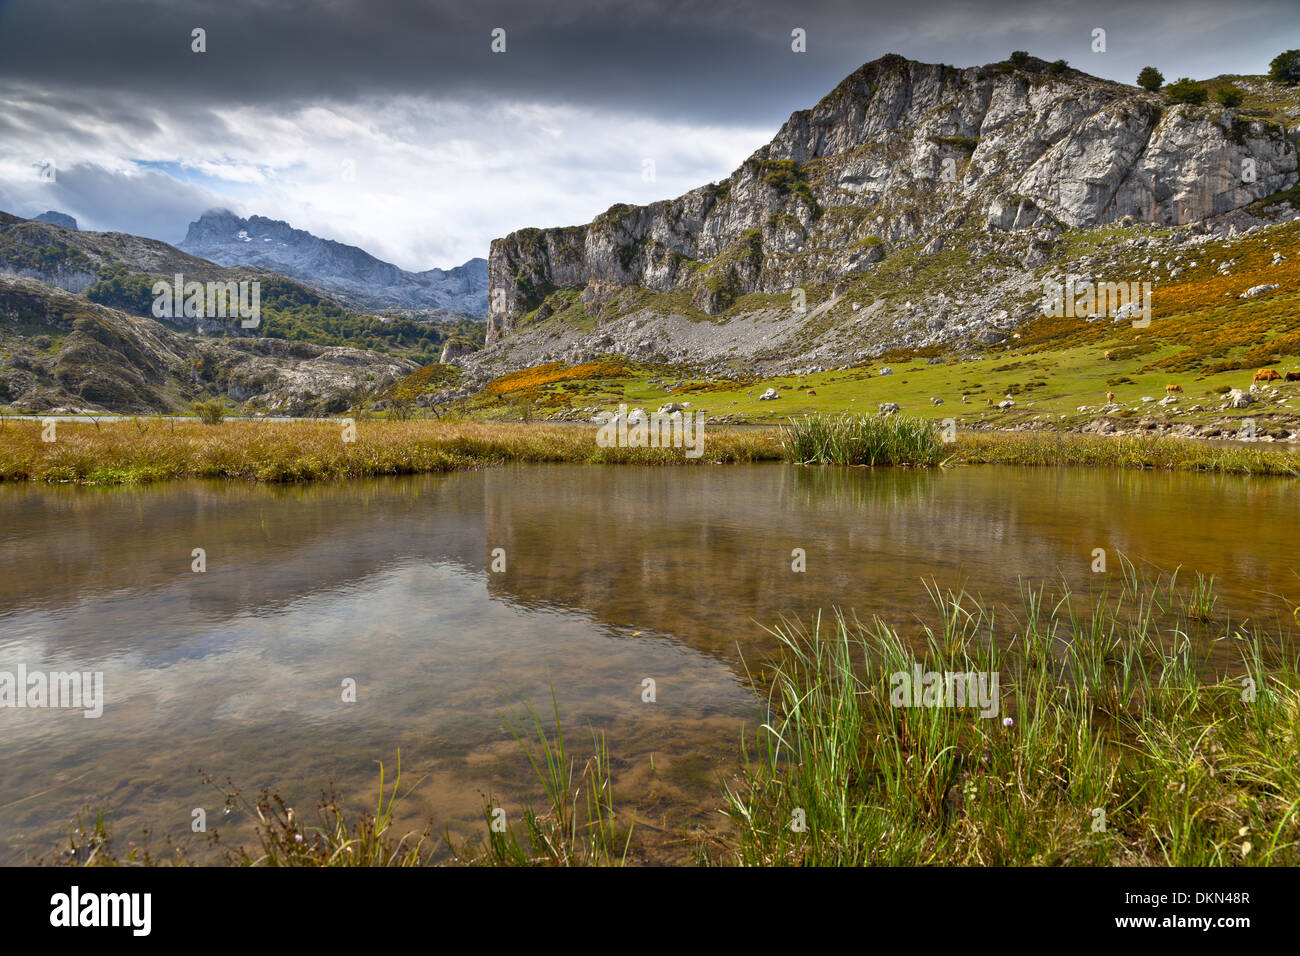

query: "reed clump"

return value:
[781, 413, 949, 466]
[721, 573, 1300, 866]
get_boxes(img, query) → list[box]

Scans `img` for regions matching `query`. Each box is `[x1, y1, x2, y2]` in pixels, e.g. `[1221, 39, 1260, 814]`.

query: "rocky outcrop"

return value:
[33, 210, 77, 230]
[486, 54, 1297, 345]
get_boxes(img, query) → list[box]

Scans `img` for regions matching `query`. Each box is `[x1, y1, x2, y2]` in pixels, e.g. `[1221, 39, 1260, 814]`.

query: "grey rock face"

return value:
[1225, 388, 1258, 408]
[180, 210, 488, 315]
[486, 54, 1296, 345]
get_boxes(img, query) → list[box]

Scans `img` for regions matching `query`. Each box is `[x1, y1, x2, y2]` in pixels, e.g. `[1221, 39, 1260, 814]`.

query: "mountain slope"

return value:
[0, 274, 417, 415]
[480, 54, 1298, 371]
[179, 209, 488, 315]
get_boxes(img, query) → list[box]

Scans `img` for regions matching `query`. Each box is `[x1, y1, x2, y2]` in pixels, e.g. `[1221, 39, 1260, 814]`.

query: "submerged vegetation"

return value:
[46, 570, 1300, 867]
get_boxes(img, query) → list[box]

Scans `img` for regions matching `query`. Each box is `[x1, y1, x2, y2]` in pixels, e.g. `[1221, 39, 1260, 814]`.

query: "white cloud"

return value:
[0, 84, 771, 270]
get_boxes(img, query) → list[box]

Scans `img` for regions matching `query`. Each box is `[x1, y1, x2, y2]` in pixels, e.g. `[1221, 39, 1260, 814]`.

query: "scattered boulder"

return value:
[879, 367, 893, 376]
[657, 402, 685, 414]
[997, 399, 1015, 409]
[759, 388, 781, 401]
[1238, 284, 1279, 299]
[878, 402, 900, 415]
[1224, 388, 1257, 408]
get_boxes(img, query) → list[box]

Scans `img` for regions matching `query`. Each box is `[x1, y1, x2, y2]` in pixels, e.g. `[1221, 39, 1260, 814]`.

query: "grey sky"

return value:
[0, 0, 1294, 269]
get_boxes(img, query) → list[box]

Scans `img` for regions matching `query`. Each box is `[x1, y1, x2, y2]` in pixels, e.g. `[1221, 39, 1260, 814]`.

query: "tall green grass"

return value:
[451, 689, 635, 867]
[722, 575, 1300, 866]
[781, 413, 949, 466]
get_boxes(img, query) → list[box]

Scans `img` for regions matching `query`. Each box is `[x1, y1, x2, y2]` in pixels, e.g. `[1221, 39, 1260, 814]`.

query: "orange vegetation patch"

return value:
[1021, 220, 1300, 374]
[483, 359, 636, 396]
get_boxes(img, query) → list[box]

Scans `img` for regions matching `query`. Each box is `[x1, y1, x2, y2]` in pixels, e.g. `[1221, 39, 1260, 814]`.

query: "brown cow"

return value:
[1104, 350, 1114, 361]
[987, 398, 994, 406]
[1286, 371, 1300, 382]
[1106, 391, 1115, 403]
[1254, 369, 1282, 383]
[1165, 384, 1183, 393]
[806, 389, 817, 396]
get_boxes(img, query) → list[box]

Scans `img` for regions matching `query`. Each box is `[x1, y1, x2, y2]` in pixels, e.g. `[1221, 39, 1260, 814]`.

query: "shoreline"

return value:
[1, 418, 1299, 485]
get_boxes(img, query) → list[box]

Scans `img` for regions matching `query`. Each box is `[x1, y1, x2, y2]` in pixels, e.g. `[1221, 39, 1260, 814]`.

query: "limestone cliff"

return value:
[486, 54, 1297, 346]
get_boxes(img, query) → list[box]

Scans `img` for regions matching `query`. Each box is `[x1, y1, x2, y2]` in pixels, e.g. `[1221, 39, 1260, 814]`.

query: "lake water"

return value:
[2, 463, 1298, 863]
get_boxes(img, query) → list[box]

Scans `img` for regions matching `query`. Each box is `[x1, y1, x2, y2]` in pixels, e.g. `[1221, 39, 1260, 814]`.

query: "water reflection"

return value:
[1, 463, 1297, 863]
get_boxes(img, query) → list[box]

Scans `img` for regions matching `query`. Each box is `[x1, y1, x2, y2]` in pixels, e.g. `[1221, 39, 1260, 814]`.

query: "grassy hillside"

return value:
[465, 211, 1300, 434]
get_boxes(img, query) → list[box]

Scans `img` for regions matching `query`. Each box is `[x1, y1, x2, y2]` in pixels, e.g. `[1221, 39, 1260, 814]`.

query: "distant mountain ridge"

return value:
[33, 210, 77, 230]
[179, 209, 488, 315]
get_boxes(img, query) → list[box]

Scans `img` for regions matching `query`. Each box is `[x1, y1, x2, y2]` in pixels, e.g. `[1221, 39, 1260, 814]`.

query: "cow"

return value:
[1165, 384, 1183, 393]
[1106, 391, 1115, 403]
[987, 398, 994, 406]
[1104, 350, 1114, 361]
[806, 389, 817, 396]
[1254, 369, 1281, 383]
[1286, 371, 1300, 382]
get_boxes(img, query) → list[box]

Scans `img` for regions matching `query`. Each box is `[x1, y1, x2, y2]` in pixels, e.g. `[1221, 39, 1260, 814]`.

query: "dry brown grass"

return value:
[0, 419, 784, 484]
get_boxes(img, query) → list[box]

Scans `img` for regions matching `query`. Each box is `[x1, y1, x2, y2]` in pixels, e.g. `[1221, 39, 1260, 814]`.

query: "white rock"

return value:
[1239, 284, 1279, 299]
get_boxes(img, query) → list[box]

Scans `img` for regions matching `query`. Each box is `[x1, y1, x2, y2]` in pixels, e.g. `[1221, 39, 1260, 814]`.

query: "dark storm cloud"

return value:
[0, 0, 1293, 263]
[2, 0, 1293, 126]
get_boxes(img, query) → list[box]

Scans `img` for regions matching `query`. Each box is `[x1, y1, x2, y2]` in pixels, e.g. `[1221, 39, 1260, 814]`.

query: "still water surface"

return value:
[2, 464, 1297, 863]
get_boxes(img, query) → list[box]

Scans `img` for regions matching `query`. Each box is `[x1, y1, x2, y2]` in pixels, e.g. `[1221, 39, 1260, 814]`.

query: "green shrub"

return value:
[1165, 78, 1208, 105]
[85, 264, 157, 316]
[1137, 66, 1164, 92]
[1008, 50, 1030, 68]
[1269, 49, 1300, 86]
[1215, 85, 1245, 107]
[193, 400, 225, 424]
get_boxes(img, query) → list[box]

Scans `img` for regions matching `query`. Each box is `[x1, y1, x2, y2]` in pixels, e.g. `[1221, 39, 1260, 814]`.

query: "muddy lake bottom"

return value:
[2, 463, 1298, 864]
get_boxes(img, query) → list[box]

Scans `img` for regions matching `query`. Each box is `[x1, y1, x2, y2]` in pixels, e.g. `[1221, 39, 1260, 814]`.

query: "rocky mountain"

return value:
[0, 211, 437, 414]
[477, 54, 1299, 374]
[0, 274, 417, 415]
[179, 209, 488, 315]
[33, 210, 77, 230]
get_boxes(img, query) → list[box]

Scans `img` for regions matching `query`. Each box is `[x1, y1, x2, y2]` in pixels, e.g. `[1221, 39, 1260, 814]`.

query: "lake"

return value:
[2, 463, 1298, 863]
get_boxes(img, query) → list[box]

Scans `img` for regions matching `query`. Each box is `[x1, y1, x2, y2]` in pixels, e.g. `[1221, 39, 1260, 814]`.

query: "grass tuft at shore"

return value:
[1, 417, 1297, 486]
[722, 576, 1300, 866]
[0, 419, 782, 484]
[781, 412, 949, 466]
